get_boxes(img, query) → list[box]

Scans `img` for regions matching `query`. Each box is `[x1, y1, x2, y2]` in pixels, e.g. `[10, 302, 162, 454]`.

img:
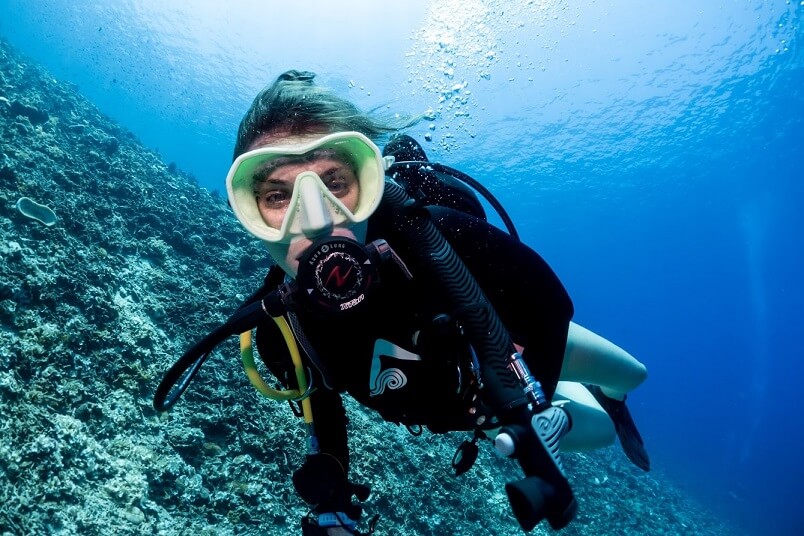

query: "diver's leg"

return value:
[560, 322, 647, 399]
[560, 323, 650, 470]
[553, 381, 615, 451]
[487, 382, 615, 452]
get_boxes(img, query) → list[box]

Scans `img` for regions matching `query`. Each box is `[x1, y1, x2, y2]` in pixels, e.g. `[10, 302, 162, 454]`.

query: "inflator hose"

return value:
[380, 181, 575, 530]
[381, 181, 528, 413]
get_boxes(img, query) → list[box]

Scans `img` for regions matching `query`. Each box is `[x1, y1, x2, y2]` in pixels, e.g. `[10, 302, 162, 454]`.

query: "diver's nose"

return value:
[295, 172, 334, 238]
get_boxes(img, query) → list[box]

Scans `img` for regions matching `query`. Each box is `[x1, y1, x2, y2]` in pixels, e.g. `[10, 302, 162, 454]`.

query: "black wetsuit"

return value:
[253, 202, 574, 505]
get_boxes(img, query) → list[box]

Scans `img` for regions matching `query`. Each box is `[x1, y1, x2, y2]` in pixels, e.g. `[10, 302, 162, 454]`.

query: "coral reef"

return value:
[0, 38, 742, 535]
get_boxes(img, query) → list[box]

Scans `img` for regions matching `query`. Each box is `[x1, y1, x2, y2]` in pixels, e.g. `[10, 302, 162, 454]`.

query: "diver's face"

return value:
[252, 153, 360, 229]
[247, 133, 363, 277]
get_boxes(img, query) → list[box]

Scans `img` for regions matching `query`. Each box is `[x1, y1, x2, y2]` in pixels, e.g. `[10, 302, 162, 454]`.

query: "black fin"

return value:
[585, 384, 651, 471]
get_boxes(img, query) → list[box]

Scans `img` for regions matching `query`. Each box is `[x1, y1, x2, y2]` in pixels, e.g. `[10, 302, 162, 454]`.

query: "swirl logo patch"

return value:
[369, 339, 421, 397]
[370, 368, 408, 396]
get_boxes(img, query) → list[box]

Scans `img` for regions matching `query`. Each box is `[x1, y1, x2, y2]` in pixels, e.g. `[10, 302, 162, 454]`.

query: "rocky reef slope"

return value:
[0, 39, 738, 535]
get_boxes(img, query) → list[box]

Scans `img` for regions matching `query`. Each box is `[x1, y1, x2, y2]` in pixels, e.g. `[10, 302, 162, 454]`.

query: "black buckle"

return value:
[451, 429, 488, 476]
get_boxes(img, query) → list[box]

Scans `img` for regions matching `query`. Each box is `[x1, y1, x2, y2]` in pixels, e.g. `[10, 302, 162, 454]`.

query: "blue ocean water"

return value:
[2, 1, 801, 534]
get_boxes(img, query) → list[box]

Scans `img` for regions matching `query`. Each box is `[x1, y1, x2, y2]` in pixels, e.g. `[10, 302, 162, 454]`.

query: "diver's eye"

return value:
[324, 176, 349, 196]
[257, 189, 291, 209]
[322, 167, 356, 198]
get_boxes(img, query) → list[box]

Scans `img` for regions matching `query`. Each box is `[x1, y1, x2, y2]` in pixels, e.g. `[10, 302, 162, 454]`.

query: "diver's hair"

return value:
[233, 70, 421, 160]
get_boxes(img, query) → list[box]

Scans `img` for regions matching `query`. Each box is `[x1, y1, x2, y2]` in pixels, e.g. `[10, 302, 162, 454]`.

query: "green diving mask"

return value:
[226, 131, 392, 244]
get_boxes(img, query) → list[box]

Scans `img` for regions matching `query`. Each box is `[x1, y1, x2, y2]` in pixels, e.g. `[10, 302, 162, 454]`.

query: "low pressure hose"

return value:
[380, 180, 575, 530]
[381, 180, 529, 413]
[153, 289, 286, 412]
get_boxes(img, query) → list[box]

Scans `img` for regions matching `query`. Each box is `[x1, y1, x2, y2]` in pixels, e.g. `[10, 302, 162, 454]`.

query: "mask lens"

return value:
[226, 132, 386, 243]
[251, 149, 359, 227]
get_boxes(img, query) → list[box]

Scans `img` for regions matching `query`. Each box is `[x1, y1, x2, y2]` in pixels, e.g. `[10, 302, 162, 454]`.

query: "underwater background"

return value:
[1, 1, 801, 535]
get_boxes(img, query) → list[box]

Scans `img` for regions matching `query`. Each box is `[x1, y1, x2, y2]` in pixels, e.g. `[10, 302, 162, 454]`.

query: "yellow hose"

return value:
[240, 315, 314, 424]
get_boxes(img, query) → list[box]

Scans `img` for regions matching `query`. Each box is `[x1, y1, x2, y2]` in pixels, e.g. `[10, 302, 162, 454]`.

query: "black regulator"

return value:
[293, 236, 400, 315]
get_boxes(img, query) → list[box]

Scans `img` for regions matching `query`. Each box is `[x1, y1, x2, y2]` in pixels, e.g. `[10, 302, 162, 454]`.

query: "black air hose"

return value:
[381, 181, 530, 415]
[381, 180, 577, 531]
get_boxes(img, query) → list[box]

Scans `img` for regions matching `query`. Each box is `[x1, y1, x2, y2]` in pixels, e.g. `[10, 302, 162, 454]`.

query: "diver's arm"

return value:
[309, 388, 351, 470]
[293, 390, 374, 530]
[292, 389, 358, 509]
[254, 322, 362, 518]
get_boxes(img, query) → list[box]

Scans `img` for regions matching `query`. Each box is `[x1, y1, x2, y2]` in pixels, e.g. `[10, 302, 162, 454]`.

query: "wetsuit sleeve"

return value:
[291, 389, 363, 516]
[308, 388, 350, 470]
[255, 320, 350, 468]
[429, 206, 574, 400]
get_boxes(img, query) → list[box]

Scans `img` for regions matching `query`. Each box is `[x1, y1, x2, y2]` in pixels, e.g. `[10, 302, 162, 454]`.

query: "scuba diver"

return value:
[154, 70, 649, 535]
